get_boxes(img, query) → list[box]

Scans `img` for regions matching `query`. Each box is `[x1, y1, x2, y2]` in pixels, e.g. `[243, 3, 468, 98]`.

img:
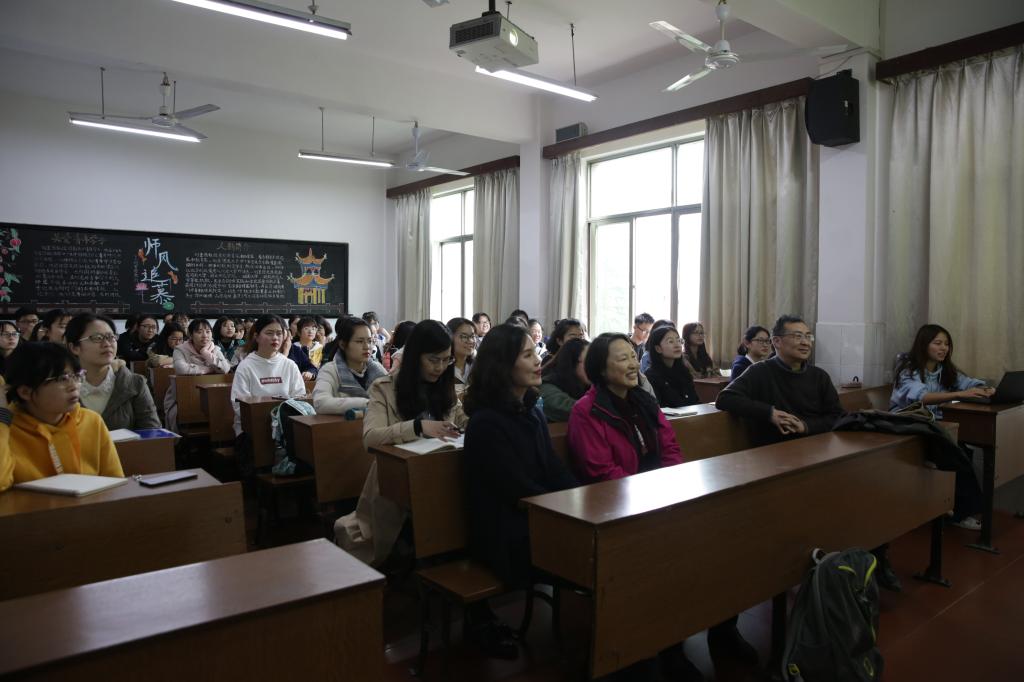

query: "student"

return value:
[639, 318, 676, 373]
[681, 322, 717, 378]
[538, 337, 590, 422]
[240, 317, 255, 338]
[446, 317, 477, 393]
[570, 332, 755, 679]
[628, 312, 655, 359]
[361, 311, 390, 363]
[315, 315, 332, 344]
[644, 325, 700, 407]
[32, 308, 71, 344]
[527, 318, 545, 356]
[162, 312, 175, 327]
[504, 315, 528, 328]
[890, 324, 994, 418]
[731, 325, 772, 380]
[116, 314, 159, 362]
[212, 316, 242, 366]
[171, 312, 190, 329]
[462, 324, 578, 658]
[337, 320, 467, 567]
[14, 307, 39, 342]
[231, 314, 306, 438]
[147, 322, 185, 368]
[0, 342, 124, 492]
[383, 320, 416, 374]
[472, 312, 492, 344]
[541, 317, 585, 364]
[509, 309, 530, 326]
[0, 320, 20, 376]
[313, 316, 387, 415]
[117, 313, 140, 353]
[66, 314, 160, 431]
[172, 319, 231, 376]
[233, 317, 246, 343]
[288, 316, 322, 380]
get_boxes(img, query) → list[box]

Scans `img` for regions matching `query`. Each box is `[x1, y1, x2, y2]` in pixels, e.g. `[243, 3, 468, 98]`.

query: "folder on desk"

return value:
[14, 474, 131, 498]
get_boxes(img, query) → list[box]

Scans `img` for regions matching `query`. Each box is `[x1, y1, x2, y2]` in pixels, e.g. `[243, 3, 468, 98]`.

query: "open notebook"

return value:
[661, 406, 699, 417]
[109, 428, 180, 442]
[14, 474, 130, 498]
[394, 434, 465, 455]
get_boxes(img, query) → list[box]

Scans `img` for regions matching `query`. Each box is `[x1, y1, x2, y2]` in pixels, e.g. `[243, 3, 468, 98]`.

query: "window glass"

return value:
[590, 147, 672, 218]
[592, 222, 631, 336]
[463, 190, 475, 236]
[463, 240, 474, 316]
[675, 139, 705, 207]
[430, 193, 462, 241]
[676, 211, 702, 324]
[439, 241, 462, 323]
[633, 214, 673, 324]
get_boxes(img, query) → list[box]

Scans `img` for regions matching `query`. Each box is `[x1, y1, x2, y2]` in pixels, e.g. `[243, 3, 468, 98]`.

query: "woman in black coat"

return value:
[643, 325, 701, 407]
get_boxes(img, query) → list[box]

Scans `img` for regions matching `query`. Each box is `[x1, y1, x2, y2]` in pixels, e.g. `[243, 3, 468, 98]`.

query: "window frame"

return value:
[431, 185, 474, 321]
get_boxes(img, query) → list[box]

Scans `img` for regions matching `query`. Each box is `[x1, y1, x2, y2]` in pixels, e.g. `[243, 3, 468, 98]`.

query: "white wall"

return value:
[883, 0, 1024, 57]
[0, 90, 393, 323]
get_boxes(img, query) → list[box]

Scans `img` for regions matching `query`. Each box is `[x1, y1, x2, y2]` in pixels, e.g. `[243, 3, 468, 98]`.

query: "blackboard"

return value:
[0, 223, 348, 317]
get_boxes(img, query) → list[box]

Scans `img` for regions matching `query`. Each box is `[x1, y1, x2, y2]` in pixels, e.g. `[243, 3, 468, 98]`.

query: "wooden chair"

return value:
[254, 472, 316, 547]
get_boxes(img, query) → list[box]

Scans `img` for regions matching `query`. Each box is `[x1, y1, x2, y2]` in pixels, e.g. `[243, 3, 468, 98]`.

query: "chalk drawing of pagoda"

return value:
[290, 248, 335, 304]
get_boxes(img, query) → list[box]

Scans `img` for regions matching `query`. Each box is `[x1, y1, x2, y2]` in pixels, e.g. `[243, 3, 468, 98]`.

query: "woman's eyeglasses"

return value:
[41, 371, 86, 387]
[424, 354, 455, 368]
[456, 334, 476, 343]
[80, 333, 118, 345]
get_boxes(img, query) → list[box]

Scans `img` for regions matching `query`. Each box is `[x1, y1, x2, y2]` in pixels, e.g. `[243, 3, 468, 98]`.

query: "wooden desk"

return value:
[693, 375, 731, 403]
[239, 396, 311, 469]
[940, 401, 1024, 552]
[130, 360, 147, 376]
[524, 432, 955, 678]
[171, 373, 233, 426]
[0, 539, 385, 681]
[305, 378, 316, 393]
[0, 469, 245, 601]
[374, 444, 465, 559]
[150, 366, 173, 408]
[666, 403, 752, 462]
[115, 436, 176, 475]
[290, 414, 372, 504]
[199, 382, 236, 443]
[838, 384, 893, 412]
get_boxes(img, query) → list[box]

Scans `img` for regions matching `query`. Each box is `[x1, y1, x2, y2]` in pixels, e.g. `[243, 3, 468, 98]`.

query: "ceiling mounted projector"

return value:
[450, 11, 538, 70]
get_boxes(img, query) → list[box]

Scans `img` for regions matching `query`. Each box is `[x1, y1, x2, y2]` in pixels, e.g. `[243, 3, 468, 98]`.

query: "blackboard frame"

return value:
[0, 222, 349, 319]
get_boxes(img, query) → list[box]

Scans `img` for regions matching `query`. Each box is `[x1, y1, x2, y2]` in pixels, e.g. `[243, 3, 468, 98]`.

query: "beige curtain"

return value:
[883, 45, 1024, 381]
[546, 152, 587, 327]
[394, 189, 431, 321]
[473, 168, 519, 321]
[700, 96, 819, 366]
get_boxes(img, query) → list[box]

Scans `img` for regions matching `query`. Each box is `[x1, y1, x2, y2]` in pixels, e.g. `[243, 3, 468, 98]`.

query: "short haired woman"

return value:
[313, 316, 387, 415]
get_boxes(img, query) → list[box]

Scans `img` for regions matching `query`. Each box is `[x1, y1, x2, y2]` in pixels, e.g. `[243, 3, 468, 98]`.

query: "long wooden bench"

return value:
[0, 469, 245, 600]
[0, 539, 385, 681]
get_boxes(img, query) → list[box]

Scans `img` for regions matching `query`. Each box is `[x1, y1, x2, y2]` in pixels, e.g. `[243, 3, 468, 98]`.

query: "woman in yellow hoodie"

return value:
[0, 342, 123, 492]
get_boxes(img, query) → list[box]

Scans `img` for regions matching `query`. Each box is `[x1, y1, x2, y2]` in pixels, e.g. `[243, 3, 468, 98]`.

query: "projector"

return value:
[449, 13, 538, 70]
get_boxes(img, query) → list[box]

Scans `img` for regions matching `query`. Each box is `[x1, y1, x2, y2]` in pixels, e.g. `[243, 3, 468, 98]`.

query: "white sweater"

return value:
[230, 352, 306, 436]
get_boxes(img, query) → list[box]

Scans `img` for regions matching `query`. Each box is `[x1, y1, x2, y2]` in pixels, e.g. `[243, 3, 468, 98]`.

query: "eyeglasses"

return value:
[456, 333, 476, 343]
[424, 354, 455, 368]
[751, 338, 772, 345]
[138, 324, 158, 331]
[777, 332, 815, 343]
[80, 333, 118, 345]
[41, 371, 85, 387]
[0, 332, 19, 339]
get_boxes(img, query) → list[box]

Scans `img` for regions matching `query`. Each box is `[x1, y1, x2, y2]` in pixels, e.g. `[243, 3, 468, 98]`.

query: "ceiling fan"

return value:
[69, 69, 219, 141]
[404, 122, 470, 176]
[650, 0, 846, 92]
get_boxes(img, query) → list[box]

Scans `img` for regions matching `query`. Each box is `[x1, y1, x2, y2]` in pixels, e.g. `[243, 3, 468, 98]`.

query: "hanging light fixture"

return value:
[167, 0, 352, 40]
[298, 108, 395, 168]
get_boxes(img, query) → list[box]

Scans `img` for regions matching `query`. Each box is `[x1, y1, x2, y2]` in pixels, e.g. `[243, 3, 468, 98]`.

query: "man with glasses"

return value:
[14, 307, 39, 342]
[628, 312, 655, 359]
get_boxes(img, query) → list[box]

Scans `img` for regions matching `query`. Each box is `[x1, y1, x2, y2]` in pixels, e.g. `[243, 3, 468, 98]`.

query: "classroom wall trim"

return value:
[385, 156, 521, 199]
[876, 20, 1024, 81]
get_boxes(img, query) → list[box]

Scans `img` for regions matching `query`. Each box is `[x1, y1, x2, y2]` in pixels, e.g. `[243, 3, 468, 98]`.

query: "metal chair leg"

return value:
[410, 585, 431, 677]
[517, 585, 536, 640]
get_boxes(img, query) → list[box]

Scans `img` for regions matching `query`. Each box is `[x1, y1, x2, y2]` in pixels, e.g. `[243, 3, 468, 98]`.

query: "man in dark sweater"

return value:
[716, 315, 842, 446]
[716, 314, 901, 591]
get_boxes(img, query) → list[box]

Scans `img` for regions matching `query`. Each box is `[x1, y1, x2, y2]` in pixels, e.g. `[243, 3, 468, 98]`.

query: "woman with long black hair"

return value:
[538, 337, 590, 422]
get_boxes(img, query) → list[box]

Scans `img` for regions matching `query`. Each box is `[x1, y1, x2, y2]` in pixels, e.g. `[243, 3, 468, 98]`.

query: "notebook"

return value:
[108, 429, 141, 443]
[662, 407, 699, 418]
[394, 434, 465, 455]
[14, 474, 131, 498]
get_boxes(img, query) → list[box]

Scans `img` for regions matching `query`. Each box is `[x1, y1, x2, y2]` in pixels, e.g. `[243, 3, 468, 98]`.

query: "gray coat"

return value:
[102, 366, 161, 431]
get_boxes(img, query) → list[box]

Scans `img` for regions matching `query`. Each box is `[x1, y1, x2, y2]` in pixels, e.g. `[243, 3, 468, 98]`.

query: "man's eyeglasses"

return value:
[777, 332, 815, 343]
[80, 333, 118, 345]
[42, 371, 85, 387]
[0, 332, 19, 339]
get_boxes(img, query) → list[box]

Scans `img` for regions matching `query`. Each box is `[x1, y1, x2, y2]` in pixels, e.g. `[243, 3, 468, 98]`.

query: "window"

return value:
[587, 137, 704, 336]
[430, 188, 474, 321]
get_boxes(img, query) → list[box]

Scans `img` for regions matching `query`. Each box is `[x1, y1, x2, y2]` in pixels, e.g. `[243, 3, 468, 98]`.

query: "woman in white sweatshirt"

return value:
[230, 314, 306, 437]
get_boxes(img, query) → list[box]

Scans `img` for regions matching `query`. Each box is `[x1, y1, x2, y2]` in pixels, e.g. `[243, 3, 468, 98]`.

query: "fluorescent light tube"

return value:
[69, 117, 201, 142]
[168, 0, 351, 40]
[475, 66, 597, 102]
[298, 150, 394, 167]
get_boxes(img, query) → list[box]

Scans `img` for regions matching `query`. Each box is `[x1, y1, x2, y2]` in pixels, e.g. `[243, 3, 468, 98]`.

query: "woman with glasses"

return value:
[66, 314, 160, 431]
[0, 320, 20, 377]
[731, 325, 772, 380]
[0, 342, 123, 491]
[116, 314, 160, 362]
[313, 316, 387, 415]
[288, 316, 322, 380]
[644, 325, 701, 408]
[337, 320, 467, 567]
[538, 337, 590, 422]
[681, 322, 718, 378]
[147, 322, 185, 368]
[446, 317, 477, 395]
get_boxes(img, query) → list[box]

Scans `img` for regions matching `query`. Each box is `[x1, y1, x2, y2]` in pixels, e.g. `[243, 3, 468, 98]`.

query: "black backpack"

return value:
[782, 548, 883, 682]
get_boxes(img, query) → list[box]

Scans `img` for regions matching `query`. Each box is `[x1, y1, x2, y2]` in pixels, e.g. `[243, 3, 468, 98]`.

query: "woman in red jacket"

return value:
[567, 332, 756, 681]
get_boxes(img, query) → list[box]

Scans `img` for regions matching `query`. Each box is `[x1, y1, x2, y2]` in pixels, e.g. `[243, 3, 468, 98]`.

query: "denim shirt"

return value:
[890, 364, 985, 418]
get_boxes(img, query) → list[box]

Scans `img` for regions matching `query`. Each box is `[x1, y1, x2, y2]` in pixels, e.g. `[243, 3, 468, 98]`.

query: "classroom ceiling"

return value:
[0, 0, 796, 148]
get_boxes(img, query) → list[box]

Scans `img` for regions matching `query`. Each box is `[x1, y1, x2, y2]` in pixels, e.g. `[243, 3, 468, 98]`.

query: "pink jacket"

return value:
[567, 385, 683, 483]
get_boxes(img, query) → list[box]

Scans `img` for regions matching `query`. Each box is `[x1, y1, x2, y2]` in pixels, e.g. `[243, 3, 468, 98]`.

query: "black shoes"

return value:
[707, 625, 759, 666]
[658, 645, 705, 682]
[874, 554, 903, 592]
[468, 619, 519, 660]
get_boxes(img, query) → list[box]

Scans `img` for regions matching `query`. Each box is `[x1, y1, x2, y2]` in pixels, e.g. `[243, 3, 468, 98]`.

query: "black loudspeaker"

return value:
[805, 70, 859, 147]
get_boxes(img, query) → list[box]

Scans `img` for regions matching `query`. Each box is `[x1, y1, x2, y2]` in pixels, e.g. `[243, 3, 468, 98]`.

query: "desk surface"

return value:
[0, 539, 384, 678]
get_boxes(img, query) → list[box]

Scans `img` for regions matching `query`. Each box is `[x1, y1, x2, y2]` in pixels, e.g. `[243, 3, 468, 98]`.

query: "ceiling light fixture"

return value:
[167, 0, 351, 40]
[70, 117, 201, 142]
[298, 107, 395, 168]
[475, 66, 597, 102]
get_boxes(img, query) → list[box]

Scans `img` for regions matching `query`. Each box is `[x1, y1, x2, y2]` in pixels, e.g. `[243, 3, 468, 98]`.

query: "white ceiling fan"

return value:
[650, 0, 846, 92]
[69, 69, 219, 141]
[404, 122, 470, 176]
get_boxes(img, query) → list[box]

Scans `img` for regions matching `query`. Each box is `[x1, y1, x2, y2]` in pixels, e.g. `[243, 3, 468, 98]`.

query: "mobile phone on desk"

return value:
[138, 471, 199, 487]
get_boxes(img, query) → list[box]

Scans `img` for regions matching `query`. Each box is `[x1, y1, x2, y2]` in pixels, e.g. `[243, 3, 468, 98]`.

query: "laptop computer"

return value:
[958, 370, 1024, 404]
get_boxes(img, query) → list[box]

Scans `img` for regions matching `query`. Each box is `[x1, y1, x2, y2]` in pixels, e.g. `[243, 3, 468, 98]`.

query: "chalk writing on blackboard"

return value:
[36, 243, 122, 302]
[133, 237, 180, 310]
[290, 248, 335, 305]
[185, 252, 287, 303]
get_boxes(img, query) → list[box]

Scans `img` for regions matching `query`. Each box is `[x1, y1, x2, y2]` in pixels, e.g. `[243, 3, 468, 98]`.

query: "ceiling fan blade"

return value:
[172, 123, 208, 140]
[420, 167, 471, 177]
[649, 21, 712, 53]
[665, 67, 713, 92]
[174, 104, 220, 120]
